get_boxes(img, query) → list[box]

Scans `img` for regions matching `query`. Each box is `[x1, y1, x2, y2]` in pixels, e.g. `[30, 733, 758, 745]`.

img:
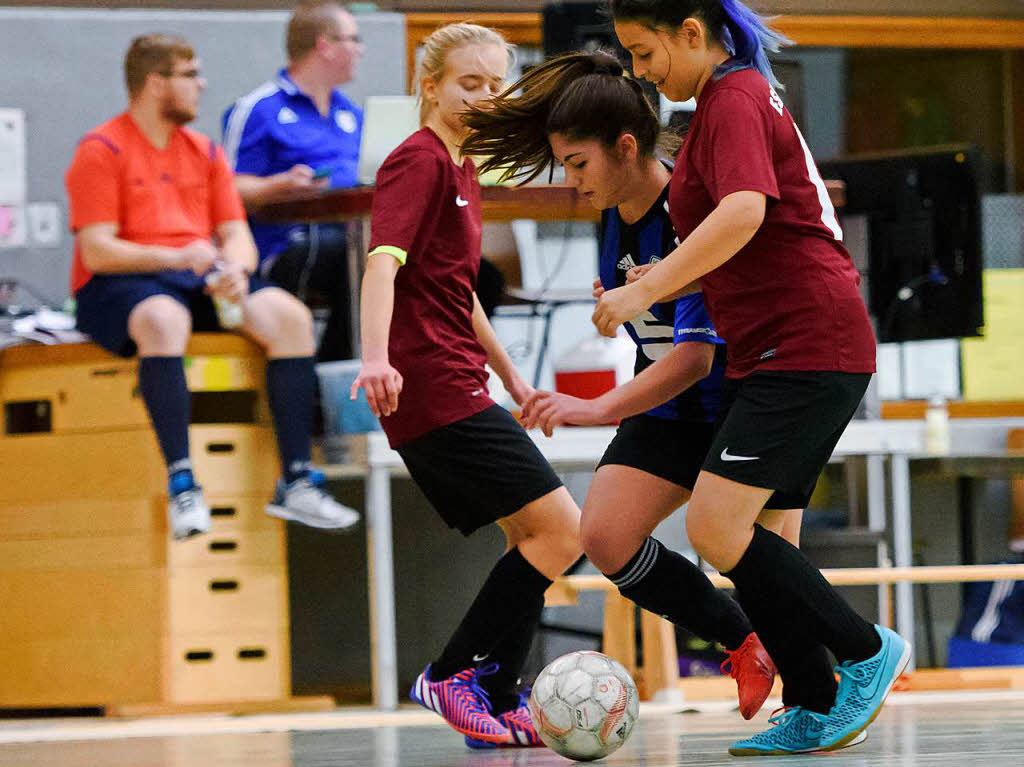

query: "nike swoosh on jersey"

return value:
[455, 195, 469, 207]
[720, 448, 760, 462]
[472, 653, 490, 662]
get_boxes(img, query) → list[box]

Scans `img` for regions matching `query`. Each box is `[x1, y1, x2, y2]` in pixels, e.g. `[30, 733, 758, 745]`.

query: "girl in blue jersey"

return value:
[470, 1, 908, 757]
[463, 50, 800, 722]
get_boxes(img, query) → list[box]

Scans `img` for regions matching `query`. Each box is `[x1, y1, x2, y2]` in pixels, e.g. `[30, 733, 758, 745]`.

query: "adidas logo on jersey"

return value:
[335, 109, 357, 134]
[617, 254, 637, 271]
[277, 107, 299, 124]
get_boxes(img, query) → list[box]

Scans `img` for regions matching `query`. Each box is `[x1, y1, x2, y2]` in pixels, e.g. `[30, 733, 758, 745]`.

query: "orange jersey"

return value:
[64, 113, 246, 293]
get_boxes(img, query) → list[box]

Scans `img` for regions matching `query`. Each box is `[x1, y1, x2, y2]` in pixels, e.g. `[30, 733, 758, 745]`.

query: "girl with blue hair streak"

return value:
[589, 0, 910, 756]
[464, 50, 783, 725]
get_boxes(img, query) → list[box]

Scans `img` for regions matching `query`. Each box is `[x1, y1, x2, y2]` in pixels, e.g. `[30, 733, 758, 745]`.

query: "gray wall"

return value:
[784, 48, 848, 160]
[0, 8, 405, 307]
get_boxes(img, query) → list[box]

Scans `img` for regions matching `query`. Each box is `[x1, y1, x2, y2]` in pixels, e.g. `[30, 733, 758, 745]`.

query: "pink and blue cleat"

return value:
[411, 663, 513, 745]
[465, 689, 544, 749]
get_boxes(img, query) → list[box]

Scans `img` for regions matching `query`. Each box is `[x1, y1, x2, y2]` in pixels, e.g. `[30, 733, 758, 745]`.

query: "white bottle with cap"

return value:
[924, 395, 951, 455]
[205, 262, 244, 329]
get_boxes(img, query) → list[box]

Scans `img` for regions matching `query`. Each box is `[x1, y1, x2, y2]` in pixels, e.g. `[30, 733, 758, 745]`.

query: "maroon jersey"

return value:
[369, 127, 492, 447]
[669, 68, 876, 378]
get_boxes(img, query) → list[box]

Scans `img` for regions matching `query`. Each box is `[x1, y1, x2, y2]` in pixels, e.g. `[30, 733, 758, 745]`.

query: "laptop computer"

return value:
[357, 95, 420, 186]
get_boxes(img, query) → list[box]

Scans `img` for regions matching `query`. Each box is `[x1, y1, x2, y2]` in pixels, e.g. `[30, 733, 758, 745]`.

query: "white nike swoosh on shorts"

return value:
[720, 448, 760, 462]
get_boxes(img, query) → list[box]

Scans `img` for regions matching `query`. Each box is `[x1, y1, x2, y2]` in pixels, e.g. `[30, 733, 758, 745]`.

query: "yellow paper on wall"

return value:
[978, 269, 1024, 338]
[959, 270, 1024, 400]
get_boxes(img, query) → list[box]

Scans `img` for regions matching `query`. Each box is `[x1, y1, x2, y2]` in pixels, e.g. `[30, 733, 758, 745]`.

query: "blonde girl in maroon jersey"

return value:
[352, 23, 581, 749]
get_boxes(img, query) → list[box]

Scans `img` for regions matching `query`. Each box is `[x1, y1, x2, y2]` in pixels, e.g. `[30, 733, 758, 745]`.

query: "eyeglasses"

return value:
[160, 68, 203, 80]
[327, 33, 362, 45]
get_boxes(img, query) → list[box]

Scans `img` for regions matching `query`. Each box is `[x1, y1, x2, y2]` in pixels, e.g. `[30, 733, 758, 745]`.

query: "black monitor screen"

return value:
[543, 3, 661, 116]
[543, 2, 615, 57]
[819, 145, 984, 343]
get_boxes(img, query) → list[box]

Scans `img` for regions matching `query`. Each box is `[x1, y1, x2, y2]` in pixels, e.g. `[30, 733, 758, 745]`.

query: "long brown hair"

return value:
[461, 51, 668, 184]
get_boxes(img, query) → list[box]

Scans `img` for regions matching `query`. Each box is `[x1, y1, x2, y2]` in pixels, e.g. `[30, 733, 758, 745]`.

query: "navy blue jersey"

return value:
[222, 70, 362, 263]
[599, 184, 726, 422]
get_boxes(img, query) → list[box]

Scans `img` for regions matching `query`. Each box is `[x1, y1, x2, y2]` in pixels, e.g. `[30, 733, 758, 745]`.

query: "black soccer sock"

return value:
[609, 538, 752, 651]
[735, 584, 837, 714]
[724, 524, 882, 664]
[266, 357, 315, 483]
[477, 595, 544, 714]
[432, 547, 552, 683]
[138, 356, 191, 488]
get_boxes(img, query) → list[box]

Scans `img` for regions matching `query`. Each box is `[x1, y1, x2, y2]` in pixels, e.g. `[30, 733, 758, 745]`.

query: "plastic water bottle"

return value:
[205, 264, 244, 329]
[924, 395, 951, 455]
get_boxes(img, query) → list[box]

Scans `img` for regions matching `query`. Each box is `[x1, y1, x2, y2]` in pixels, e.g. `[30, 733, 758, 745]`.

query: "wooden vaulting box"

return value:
[0, 336, 294, 709]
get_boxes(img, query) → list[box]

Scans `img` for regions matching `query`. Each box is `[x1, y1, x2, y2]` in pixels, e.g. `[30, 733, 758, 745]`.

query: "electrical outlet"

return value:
[27, 202, 61, 247]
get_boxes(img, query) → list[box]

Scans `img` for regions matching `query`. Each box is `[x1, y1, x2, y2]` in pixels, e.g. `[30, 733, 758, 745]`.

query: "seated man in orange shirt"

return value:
[65, 34, 359, 540]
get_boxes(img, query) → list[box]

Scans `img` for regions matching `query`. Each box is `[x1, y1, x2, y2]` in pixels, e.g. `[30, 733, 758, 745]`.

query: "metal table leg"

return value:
[890, 453, 915, 670]
[866, 453, 891, 626]
[367, 463, 398, 709]
[347, 217, 367, 358]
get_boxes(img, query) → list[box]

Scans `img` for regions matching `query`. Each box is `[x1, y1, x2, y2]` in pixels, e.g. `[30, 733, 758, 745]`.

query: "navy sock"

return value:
[608, 538, 752, 651]
[138, 356, 192, 487]
[432, 547, 552, 682]
[266, 357, 315, 483]
[724, 525, 882, 664]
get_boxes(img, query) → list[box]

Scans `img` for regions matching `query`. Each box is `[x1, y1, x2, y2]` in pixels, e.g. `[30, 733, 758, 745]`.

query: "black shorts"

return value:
[75, 271, 273, 358]
[702, 371, 871, 510]
[597, 414, 715, 491]
[396, 404, 564, 536]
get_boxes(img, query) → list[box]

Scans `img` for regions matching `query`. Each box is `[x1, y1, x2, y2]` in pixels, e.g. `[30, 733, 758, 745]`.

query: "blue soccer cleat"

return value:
[819, 624, 911, 751]
[729, 706, 867, 756]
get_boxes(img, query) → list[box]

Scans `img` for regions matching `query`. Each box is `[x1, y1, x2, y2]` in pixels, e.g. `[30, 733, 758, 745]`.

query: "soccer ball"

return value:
[528, 650, 639, 761]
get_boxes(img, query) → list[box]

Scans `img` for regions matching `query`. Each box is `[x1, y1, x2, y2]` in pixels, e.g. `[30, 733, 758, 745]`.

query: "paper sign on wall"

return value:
[0, 108, 27, 206]
[0, 204, 27, 248]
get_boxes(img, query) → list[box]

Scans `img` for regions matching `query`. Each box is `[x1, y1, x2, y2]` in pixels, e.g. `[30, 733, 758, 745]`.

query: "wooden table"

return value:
[258, 184, 600, 224]
[257, 181, 844, 358]
[258, 185, 601, 358]
[257, 181, 845, 226]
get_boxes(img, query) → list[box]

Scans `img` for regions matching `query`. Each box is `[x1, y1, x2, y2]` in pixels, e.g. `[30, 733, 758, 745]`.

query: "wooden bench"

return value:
[547, 563, 1024, 701]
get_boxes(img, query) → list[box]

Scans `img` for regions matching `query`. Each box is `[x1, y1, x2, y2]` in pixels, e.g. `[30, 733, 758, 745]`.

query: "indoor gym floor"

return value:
[2, 691, 1024, 766]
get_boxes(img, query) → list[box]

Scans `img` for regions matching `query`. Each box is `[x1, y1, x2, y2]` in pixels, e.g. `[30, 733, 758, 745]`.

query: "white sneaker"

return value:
[265, 471, 360, 531]
[169, 486, 211, 540]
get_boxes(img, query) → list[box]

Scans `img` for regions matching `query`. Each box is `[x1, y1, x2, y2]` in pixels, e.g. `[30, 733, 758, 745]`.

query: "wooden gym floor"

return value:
[2, 691, 1024, 766]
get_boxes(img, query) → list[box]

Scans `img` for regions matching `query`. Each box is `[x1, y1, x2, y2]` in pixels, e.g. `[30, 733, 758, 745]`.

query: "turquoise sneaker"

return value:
[729, 707, 867, 756]
[819, 625, 911, 751]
